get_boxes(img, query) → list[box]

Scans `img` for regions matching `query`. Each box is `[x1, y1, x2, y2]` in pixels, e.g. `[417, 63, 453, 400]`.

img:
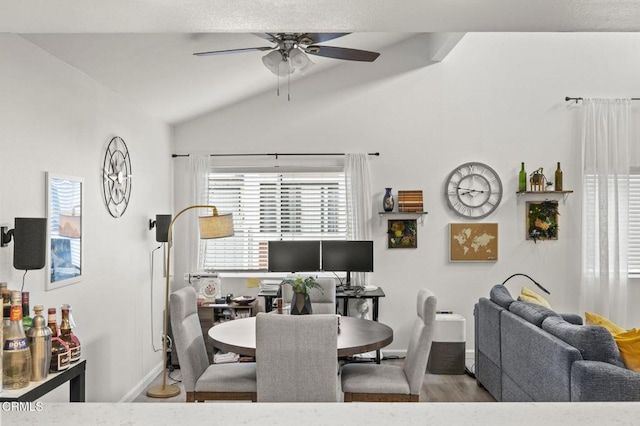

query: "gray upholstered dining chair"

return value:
[255, 312, 339, 401]
[280, 277, 337, 314]
[341, 288, 437, 402]
[170, 286, 257, 402]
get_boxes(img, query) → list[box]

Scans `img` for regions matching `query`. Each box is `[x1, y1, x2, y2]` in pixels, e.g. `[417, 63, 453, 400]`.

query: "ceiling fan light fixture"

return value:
[288, 48, 309, 68]
[262, 50, 283, 74]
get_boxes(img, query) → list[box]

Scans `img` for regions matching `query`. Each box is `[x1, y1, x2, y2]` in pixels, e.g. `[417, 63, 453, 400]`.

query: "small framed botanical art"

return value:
[526, 201, 559, 242]
[388, 219, 417, 248]
[449, 223, 498, 262]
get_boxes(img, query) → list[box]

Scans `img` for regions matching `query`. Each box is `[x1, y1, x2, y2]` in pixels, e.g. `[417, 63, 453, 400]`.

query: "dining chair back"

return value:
[280, 277, 337, 314]
[341, 288, 437, 402]
[256, 313, 339, 402]
[170, 286, 257, 402]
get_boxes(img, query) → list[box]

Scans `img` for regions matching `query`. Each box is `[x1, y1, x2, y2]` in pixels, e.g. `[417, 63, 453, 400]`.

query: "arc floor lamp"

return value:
[146, 205, 234, 398]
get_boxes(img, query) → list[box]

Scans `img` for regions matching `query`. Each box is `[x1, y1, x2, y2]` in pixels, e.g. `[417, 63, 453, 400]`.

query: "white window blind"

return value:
[584, 170, 640, 276]
[200, 171, 347, 271]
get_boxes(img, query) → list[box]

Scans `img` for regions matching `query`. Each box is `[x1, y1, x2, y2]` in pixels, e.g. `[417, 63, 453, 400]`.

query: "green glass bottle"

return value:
[518, 162, 527, 192]
[21, 291, 32, 331]
[555, 162, 563, 191]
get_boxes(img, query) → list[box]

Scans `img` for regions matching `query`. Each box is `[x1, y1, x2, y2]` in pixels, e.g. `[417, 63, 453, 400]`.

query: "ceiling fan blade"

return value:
[193, 46, 274, 57]
[299, 33, 350, 44]
[305, 45, 380, 62]
[252, 33, 279, 42]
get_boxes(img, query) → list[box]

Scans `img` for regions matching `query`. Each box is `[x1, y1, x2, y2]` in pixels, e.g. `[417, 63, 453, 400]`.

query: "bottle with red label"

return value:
[47, 307, 70, 372]
[3, 291, 31, 389]
[59, 306, 80, 363]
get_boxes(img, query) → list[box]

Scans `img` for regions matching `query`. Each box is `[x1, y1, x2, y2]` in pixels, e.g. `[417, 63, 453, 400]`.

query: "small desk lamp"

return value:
[500, 273, 551, 295]
[146, 205, 233, 398]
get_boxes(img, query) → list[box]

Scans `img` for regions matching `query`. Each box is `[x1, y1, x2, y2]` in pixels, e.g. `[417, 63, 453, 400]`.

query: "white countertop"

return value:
[3, 402, 640, 425]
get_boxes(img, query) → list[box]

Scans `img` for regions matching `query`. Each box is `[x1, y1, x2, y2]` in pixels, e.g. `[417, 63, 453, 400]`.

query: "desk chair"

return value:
[170, 286, 257, 402]
[341, 288, 437, 402]
[256, 313, 339, 401]
[281, 277, 337, 314]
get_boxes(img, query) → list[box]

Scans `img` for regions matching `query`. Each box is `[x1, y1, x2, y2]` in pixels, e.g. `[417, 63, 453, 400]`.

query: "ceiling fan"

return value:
[193, 33, 380, 76]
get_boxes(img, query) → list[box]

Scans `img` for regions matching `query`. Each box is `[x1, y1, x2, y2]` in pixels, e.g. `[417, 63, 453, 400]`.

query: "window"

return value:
[200, 171, 347, 271]
[584, 169, 640, 276]
[629, 170, 640, 275]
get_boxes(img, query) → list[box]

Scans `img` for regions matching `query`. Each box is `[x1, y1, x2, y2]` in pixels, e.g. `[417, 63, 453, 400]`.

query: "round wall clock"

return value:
[102, 136, 132, 218]
[445, 162, 502, 219]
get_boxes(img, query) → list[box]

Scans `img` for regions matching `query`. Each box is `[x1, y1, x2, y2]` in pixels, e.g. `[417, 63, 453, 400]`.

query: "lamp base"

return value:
[146, 383, 181, 398]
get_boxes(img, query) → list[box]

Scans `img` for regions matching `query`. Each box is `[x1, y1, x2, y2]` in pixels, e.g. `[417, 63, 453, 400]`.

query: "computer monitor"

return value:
[321, 240, 373, 286]
[267, 240, 321, 273]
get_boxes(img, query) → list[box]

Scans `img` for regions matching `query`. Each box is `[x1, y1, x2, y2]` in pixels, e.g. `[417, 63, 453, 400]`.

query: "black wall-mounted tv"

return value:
[267, 240, 321, 273]
[321, 240, 374, 285]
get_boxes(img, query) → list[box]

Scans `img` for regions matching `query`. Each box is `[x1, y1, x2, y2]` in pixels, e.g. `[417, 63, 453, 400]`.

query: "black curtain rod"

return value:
[565, 96, 640, 103]
[172, 152, 380, 159]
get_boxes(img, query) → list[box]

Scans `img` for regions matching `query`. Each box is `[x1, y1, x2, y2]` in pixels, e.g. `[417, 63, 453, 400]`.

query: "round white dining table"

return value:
[208, 315, 393, 358]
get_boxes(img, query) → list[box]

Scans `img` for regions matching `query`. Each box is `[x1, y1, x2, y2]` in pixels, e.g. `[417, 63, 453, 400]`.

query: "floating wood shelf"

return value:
[516, 190, 573, 203]
[378, 211, 428, 225]
[516, 190, 573, 194]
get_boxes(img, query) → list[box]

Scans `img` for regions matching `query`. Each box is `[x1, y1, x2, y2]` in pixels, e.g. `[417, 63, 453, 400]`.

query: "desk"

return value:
[259, 287, 386, 321]
[336, 287, 385, 321]
[209, 316, 392, 361]
[0, 359, 86, 402]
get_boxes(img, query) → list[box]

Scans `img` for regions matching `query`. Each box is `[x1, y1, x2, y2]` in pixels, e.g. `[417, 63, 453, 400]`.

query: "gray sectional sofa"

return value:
[474, 285, 640, 401]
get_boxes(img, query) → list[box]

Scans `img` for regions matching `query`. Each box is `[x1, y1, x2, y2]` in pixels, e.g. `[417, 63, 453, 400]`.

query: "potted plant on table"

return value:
[281, 276, 323, 315]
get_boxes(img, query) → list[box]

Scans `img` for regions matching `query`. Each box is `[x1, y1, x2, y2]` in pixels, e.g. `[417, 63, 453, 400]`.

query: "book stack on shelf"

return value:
[398, 190, 424, 212]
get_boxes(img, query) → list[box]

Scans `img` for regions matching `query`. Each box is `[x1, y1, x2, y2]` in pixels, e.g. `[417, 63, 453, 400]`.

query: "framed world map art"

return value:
[449, 223, 498, 262]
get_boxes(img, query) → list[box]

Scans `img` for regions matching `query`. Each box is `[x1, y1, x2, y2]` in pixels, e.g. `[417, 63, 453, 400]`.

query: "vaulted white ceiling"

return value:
[6, 1, 640, 125]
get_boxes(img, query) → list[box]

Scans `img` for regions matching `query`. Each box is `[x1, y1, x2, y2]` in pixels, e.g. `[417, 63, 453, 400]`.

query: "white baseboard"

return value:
[119, 361, 164, 402]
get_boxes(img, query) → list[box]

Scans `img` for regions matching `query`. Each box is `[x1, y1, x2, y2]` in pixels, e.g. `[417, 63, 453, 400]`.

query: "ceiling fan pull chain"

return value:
[287, 63, 291, 101]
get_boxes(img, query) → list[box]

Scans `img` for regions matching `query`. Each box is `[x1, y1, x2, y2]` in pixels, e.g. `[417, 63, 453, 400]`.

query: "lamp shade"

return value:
[262, 50, 283, 74]
[199, 213, 234, 239]
[289, 48, 309, 69]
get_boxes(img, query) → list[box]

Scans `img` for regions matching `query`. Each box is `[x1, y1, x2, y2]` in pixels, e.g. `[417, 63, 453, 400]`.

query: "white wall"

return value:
[173, 32, 640, 354]
[0, 34, 173, 401]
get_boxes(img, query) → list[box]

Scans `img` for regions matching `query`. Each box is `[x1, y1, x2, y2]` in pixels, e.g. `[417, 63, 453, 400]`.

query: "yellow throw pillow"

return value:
[613, 329, 640, 373]
[518, 286, 551, 309]
[585, 311, 627, 335]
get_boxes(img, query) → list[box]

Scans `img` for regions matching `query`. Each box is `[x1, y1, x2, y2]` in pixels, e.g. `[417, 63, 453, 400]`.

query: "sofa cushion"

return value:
[560, 313, 583, 325]
[542, 316, 625, 368]
[613, 329, 640, 372]
[509, 300, 560, 327]
[490, 285, 515, 309]
[585, 311, 626, 334]
[518, 286, 551, 308]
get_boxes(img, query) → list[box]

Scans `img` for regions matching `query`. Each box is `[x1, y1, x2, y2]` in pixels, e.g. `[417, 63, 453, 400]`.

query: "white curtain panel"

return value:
[581, 98, 631, 326]
[188, 154, 210, 274]
[345, 153, 372, 287]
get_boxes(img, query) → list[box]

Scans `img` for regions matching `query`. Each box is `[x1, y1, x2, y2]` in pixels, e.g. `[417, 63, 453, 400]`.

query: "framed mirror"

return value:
[46, 172, 83, 290]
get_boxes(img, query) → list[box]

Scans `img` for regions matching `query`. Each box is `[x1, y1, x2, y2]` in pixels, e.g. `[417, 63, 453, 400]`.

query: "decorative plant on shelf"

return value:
[280, 276, 323, 315]
[527, 201, 559, 243]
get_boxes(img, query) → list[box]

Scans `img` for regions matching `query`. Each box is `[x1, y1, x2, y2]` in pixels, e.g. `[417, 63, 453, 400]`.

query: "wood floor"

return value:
[133, 358, 494, 403]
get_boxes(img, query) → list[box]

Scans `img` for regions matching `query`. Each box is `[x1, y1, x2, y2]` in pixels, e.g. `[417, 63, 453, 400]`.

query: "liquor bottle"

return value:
[47, 308, 70, 372]
[555, 162, 563, 191]
[3, 291, 31, 389]
[2, 289, 11, 328]
[26, 305, 52, 381]
[60, 306, 80, 363]
[21, 292, 32, 331]
[519, 162, 527, 192]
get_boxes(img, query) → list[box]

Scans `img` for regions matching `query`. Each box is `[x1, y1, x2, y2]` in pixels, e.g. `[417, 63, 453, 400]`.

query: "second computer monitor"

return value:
[321, 240, 373, 285]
